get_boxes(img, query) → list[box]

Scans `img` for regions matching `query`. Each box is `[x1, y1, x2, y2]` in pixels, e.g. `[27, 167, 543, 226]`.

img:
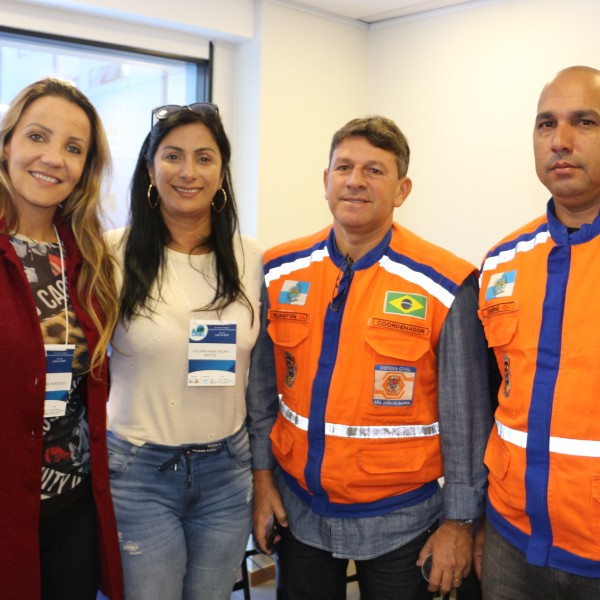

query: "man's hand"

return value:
[416, 519, 473, 595]
[253, 469, 288, 554]
[473, 521, 485, 580]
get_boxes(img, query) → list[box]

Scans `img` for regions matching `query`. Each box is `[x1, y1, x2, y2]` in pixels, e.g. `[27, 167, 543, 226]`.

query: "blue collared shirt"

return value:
[247, 273, 492, 560]
[246, 281, 280, 471]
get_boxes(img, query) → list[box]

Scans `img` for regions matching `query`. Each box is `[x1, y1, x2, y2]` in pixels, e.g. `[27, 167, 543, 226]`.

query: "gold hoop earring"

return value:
[211, 188, 227, 213]
[147, 184, 159, 209]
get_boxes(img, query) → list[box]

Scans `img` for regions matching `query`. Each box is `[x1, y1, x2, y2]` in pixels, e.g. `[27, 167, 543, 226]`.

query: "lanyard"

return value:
[53, 224, 70, 346]
[43, 226, 75, 418]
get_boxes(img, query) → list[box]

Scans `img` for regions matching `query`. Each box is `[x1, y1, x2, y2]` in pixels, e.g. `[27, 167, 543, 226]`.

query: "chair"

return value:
[231, 548, 259, 600]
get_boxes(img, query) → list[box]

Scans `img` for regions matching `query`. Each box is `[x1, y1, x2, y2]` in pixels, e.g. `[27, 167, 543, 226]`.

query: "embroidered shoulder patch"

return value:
[384, 292, 427, 319]
[485, 271, 517, 301]
[285, 352, 297, 387]
[278, 280, 310, 305]
[373, 365, 416, 406]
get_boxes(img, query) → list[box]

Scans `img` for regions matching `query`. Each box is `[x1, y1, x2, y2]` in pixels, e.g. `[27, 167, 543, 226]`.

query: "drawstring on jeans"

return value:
[157, 443, 225, 489]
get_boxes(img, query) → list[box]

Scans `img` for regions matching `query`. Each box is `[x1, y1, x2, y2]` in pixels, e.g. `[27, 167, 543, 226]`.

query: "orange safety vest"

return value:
[265, 223, 475, 517]
[479, 202, 600, 577]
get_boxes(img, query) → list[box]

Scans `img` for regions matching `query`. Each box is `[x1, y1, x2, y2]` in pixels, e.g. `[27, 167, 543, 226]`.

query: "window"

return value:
[0, 26, 211, 228]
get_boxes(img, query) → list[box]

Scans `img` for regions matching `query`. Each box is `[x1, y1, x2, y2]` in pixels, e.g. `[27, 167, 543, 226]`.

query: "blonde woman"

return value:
[0, 78, 123, 600]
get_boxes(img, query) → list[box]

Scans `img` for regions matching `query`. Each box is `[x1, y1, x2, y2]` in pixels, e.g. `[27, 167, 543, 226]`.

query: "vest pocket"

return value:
[478, 301, 519, 348]
[268, 312, 310, 394]
[267, 311, 310, 348]
[270, 421, 297, 474]
[364, 325, 430, 362]
[484, 432, 526, 511]
[484, 433, 510, 481]
[357, 442, 428, 484]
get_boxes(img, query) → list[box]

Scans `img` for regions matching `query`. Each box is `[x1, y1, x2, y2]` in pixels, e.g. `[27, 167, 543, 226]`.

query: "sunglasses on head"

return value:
[151, 102, 219, 127]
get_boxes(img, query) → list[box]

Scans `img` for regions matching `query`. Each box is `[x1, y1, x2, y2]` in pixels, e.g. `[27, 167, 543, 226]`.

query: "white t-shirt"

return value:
[106, 227, 263, 446]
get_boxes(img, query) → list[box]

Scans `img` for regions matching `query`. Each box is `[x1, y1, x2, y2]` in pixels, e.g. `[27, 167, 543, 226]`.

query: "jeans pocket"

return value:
[229, 429, 252, 469]
[108, 443, 134, 479]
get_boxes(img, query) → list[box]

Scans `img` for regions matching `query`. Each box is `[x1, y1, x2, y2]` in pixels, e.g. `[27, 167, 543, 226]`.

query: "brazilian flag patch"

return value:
[384, 292, 427, 319]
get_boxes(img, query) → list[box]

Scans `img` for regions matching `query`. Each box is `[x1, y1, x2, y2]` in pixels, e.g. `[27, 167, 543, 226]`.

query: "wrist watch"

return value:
[455, 519, 474, 526]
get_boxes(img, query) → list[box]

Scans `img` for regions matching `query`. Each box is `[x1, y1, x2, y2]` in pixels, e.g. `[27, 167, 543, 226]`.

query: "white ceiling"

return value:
[282, 0, 480, 23]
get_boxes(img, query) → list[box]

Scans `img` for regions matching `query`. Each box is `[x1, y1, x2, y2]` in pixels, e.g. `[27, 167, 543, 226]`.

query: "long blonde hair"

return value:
[0, 77, 118, 375]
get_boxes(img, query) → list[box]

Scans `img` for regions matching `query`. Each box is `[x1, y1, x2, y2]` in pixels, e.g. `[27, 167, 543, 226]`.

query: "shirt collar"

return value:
[547, 198, 600, 245]
[326, 226, 393, 270]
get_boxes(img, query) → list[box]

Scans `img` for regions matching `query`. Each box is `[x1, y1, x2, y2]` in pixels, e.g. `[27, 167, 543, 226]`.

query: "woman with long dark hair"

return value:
[106, 103, 276, 600]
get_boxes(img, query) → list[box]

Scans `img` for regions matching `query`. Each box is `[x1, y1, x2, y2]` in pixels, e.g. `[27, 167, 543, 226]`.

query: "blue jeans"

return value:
[107, 428, 253, 600]
[276, 524, 436, 600]
[482, 520, 600, 600]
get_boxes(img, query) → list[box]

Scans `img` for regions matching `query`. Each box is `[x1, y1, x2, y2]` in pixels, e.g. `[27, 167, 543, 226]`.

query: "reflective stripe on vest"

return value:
[496, 419, 600, 457]
[480, 230, 551, 274]
[265, 247, 329, 285]
[379, 255, 455, 309]
[280, 398, 440, 439]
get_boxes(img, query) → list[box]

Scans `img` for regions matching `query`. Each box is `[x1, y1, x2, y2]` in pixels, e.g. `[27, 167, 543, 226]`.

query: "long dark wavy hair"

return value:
[119, 106, 253, 324]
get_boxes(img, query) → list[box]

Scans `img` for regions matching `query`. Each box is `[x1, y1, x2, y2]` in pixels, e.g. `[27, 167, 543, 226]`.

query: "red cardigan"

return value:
[0, 217, 123, 599]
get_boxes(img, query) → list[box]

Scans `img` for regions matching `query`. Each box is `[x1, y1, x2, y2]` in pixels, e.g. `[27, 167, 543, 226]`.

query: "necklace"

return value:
[13, 232, 58, 245]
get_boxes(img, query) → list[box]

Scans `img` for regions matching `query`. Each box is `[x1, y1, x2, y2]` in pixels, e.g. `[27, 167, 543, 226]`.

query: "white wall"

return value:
[242, 1, 369, 247]
[4, 0, 600, 265]
[0, 0, 369, 247]
[366, 0, 600, 263]
[243, 0, 600, 262]
[0, 0, 254, 46]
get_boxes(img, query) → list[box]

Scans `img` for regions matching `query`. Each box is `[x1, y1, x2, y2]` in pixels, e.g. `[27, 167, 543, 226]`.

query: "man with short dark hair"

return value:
[254, 115, 491, 600]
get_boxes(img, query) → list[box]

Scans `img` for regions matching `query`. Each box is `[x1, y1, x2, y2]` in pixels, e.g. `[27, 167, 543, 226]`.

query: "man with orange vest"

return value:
[477, 66, 600, 598]
[253, 115, 491, 599]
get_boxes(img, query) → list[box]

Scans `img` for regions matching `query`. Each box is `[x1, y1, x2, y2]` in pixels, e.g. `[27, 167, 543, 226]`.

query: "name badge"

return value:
[44, 344, 75, 418]
[188, 320, 237, 386]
